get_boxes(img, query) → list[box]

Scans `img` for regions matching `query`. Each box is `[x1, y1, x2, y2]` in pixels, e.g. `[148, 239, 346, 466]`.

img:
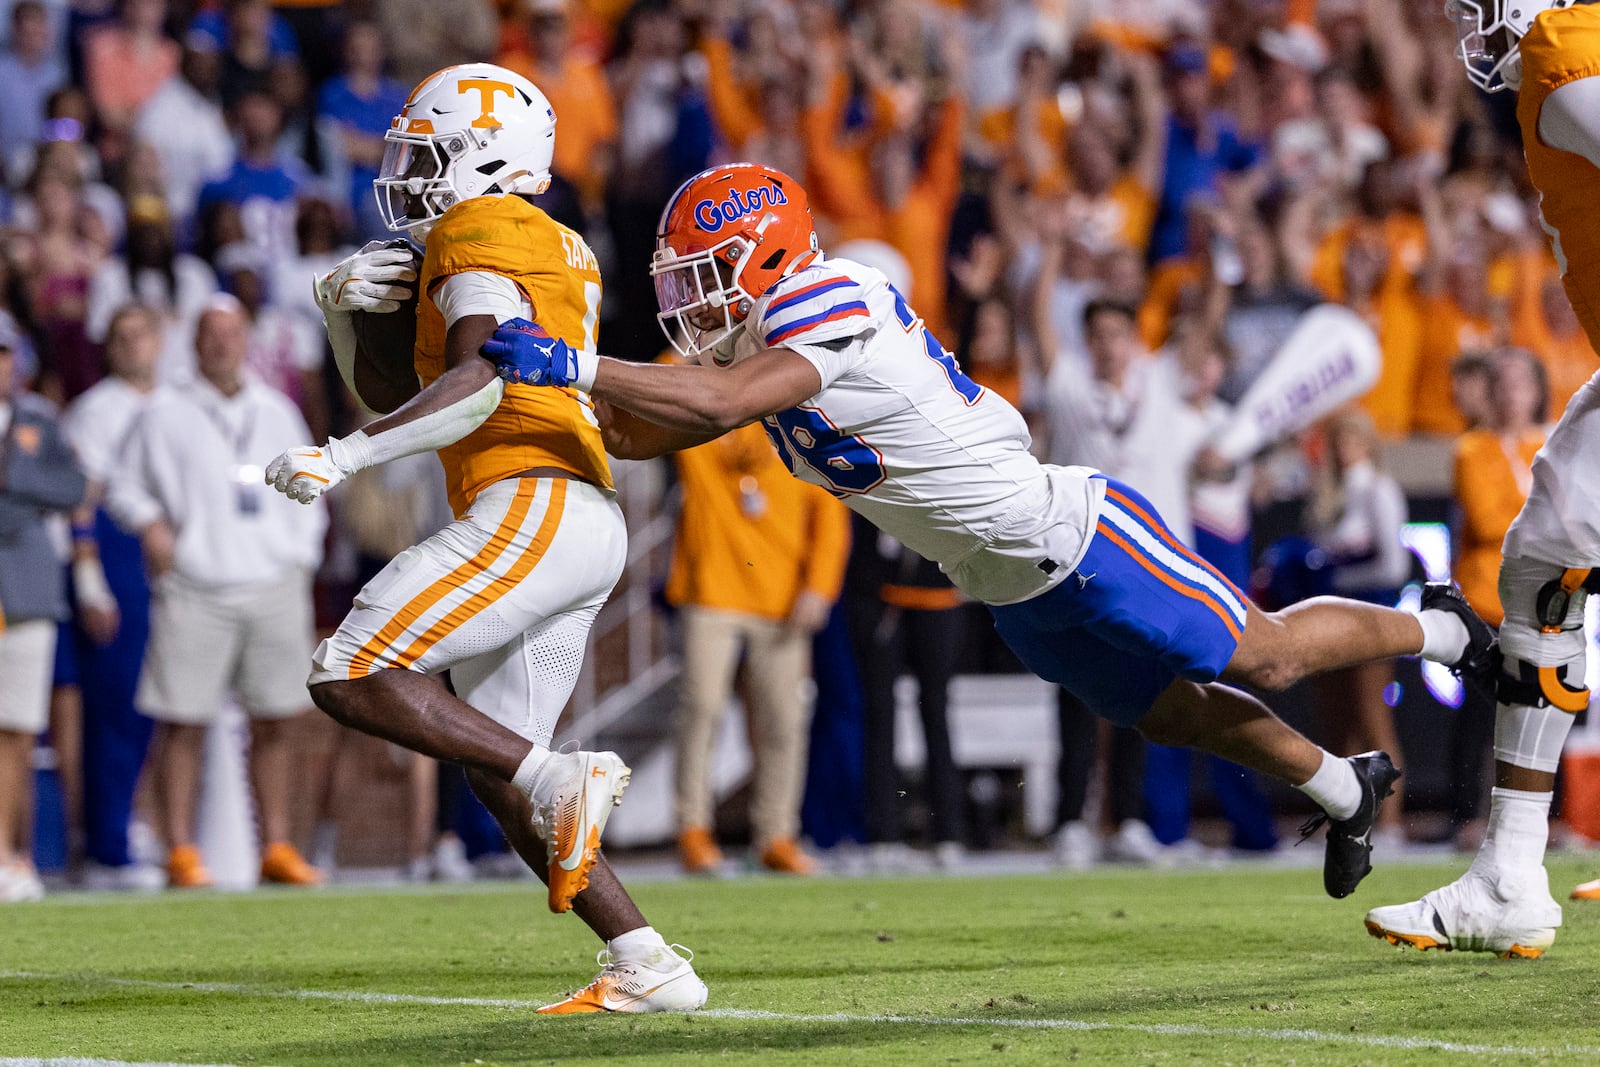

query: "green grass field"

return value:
[6, 857, 1600, 1065]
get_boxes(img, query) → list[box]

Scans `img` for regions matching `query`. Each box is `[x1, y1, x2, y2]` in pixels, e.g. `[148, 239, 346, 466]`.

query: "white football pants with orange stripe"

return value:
[310, 476, 625, 745]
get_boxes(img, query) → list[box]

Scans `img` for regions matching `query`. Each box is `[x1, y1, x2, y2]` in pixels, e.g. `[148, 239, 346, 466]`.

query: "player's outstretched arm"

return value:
[594, 399, 723, 460]
[484, 317, 822, 435]
[266, 315, 504, 504]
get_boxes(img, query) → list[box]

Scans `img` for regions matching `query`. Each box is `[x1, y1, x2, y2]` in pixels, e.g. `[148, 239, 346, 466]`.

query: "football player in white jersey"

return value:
[486, 163, 1496, 901]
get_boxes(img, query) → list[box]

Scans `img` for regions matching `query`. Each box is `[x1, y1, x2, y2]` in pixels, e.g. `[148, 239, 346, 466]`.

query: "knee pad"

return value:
[1496, 557, 1596, 713]
[1495, 557, 1594, 773]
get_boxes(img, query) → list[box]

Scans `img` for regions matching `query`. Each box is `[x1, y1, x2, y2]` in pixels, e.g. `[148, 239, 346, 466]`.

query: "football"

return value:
[350, 240, 423, 414]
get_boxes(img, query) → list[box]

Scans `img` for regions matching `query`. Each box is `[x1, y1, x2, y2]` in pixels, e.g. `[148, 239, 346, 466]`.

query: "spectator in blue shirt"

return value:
[0, 1, 65, 164]
[1149, 42, 1262, 265]
[199, 89, 307, 261]
[315, 22, 406, 239]
[187, 0, 297, 61]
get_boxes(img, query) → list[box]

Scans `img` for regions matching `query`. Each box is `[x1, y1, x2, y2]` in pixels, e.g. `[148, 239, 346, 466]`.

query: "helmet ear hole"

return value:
[759, 249, 785, 271]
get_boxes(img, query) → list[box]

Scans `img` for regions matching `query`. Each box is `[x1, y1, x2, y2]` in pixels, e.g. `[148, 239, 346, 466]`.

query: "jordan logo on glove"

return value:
[482, 318, 597, 391]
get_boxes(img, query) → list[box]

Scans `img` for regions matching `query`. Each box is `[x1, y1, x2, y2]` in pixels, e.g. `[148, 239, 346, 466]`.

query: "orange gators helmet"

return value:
[651, 163, 819, 361]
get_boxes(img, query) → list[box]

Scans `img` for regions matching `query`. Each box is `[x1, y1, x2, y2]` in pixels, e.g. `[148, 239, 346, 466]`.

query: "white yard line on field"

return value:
[4, 970, 1597, 1059]
[0, 1059, 240, 1067]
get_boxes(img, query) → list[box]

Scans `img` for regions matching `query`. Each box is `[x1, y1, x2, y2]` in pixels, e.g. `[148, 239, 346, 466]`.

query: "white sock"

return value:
[609, 925, 670, 965]
[1478, 787, 1552, 872]
[511, 745, 552, 799]
[1297, 750, 1362, 821]
[1416, 609, 1469, 662]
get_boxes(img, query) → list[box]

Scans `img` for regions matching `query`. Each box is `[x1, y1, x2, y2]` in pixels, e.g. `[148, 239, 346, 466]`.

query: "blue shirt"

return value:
[0, 51, 64, 159]
[187, 9, 298, 57]
[198, 155, 307, 210]
[1150, 114, 1262, 264]
[317, 74, 409, 213]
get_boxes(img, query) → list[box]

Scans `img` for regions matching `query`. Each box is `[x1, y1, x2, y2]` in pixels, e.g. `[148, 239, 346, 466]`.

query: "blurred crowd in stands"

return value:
[0, 0, 1586, 899]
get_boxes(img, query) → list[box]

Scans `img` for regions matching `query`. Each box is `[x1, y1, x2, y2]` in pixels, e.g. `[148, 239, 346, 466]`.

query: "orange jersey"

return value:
[417, 196, 612, 517]
[1519, 4, 1600, 351]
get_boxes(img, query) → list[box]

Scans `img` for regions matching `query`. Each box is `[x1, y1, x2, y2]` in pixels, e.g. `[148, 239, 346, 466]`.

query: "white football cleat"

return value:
[1364, 863, 1562, 959]
[538, 945, 709, 1015]
[0, 861, 44, 902]
[1104, 819, 1172, 867]
[527, 749, 631, 914]
[1053, 820, 1098, 871]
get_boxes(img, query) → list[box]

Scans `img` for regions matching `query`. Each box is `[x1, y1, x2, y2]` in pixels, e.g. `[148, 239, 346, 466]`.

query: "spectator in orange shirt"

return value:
[1448, 348, 1548, 848]
[1340, 219, 1424, 438]
[666, 419, 851, 877]
[1411, 180, 1508, 435]
[497, 0, 618, 214]
[84, 0, 180, 131]
[700, 2, 807, 177]
[1511, 250, 1596, 419]
[1016, 47, 1165, 255]
[800, 18, 964, 336]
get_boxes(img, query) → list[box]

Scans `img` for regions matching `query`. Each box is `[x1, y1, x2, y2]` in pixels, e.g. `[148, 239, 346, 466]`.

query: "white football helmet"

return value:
[1445, 0, 1566, 93]
[375, 63, 555, 233]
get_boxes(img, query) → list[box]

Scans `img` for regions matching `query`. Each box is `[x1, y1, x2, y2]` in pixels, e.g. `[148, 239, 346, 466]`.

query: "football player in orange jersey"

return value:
[1366, 0, 1600, 958]
[262, 64, 706, 1013]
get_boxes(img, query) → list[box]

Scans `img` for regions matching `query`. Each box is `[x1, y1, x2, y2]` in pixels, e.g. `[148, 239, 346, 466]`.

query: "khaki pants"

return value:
[674, 606, 811, 849]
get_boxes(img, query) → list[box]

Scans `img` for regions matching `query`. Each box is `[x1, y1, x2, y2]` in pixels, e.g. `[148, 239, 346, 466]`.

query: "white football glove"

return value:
[313, 241, 418, 315]
[265, 436, 367, 504]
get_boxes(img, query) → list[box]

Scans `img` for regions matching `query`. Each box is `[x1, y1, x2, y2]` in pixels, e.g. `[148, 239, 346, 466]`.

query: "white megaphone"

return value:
[1207, 304, 1382, 462]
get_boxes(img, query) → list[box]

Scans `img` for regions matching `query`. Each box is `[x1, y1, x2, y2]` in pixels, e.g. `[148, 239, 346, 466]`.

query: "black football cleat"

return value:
[1421, 581, 1499, 696]
[1298, 751, 1401, 899]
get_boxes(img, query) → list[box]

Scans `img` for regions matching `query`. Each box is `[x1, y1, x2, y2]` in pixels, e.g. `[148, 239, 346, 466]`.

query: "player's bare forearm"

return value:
[594, 398, 722, 460]
[589, 348, 821, 435]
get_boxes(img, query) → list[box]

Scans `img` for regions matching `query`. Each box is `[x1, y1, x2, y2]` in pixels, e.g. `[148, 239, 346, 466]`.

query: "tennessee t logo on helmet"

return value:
[651, 164, 820, 360]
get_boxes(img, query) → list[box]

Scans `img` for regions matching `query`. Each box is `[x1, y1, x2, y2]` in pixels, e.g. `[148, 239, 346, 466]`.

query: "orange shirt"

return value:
[1519, 4, 1600, 349]
[802, 92, 965, 338]
[703, 37, 763, 152]
[1139, 258, 1201, 351]
[496, 49, 617, 208]
[977, 99, 1069, 194]
[1454, 428, 1545, 626]
[85, 29, 178, 123]
[1309, 214, 1427, 304]
[1509, 247, 1597, 417]
[416, 196, 612, 516]
[1354, 287, 1425, 438]
[1411, 294, 1496, 435]
[665, 421, 851, 621]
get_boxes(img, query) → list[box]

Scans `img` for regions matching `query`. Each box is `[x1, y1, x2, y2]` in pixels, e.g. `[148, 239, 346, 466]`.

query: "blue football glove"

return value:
[482, 318, 582, 387]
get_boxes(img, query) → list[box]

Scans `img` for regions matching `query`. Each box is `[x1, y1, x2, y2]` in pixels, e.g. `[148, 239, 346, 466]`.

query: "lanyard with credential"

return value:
[203, 399, 263, 516]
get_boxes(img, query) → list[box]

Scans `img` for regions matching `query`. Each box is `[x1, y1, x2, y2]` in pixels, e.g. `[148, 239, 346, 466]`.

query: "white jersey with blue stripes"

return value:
[709, 254, 1102, 605]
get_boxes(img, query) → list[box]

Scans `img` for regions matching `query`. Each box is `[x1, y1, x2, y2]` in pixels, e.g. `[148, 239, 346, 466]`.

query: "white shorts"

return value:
[310, 476, 626, 746]
[0, 619, 57, 735]
[137, 574, 316, 724]
[1504, 368, 1600, 566]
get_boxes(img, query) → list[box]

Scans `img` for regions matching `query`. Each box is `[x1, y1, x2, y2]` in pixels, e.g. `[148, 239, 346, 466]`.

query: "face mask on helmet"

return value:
[1445, 0, 1556, 93]
[374, 134, 469, 230]
[651, 240, 755, 363]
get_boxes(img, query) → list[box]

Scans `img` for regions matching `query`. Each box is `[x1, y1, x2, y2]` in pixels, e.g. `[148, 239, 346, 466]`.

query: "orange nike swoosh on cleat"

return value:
[536, 979, 670, 1015]
[547, 825, 602, 914]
